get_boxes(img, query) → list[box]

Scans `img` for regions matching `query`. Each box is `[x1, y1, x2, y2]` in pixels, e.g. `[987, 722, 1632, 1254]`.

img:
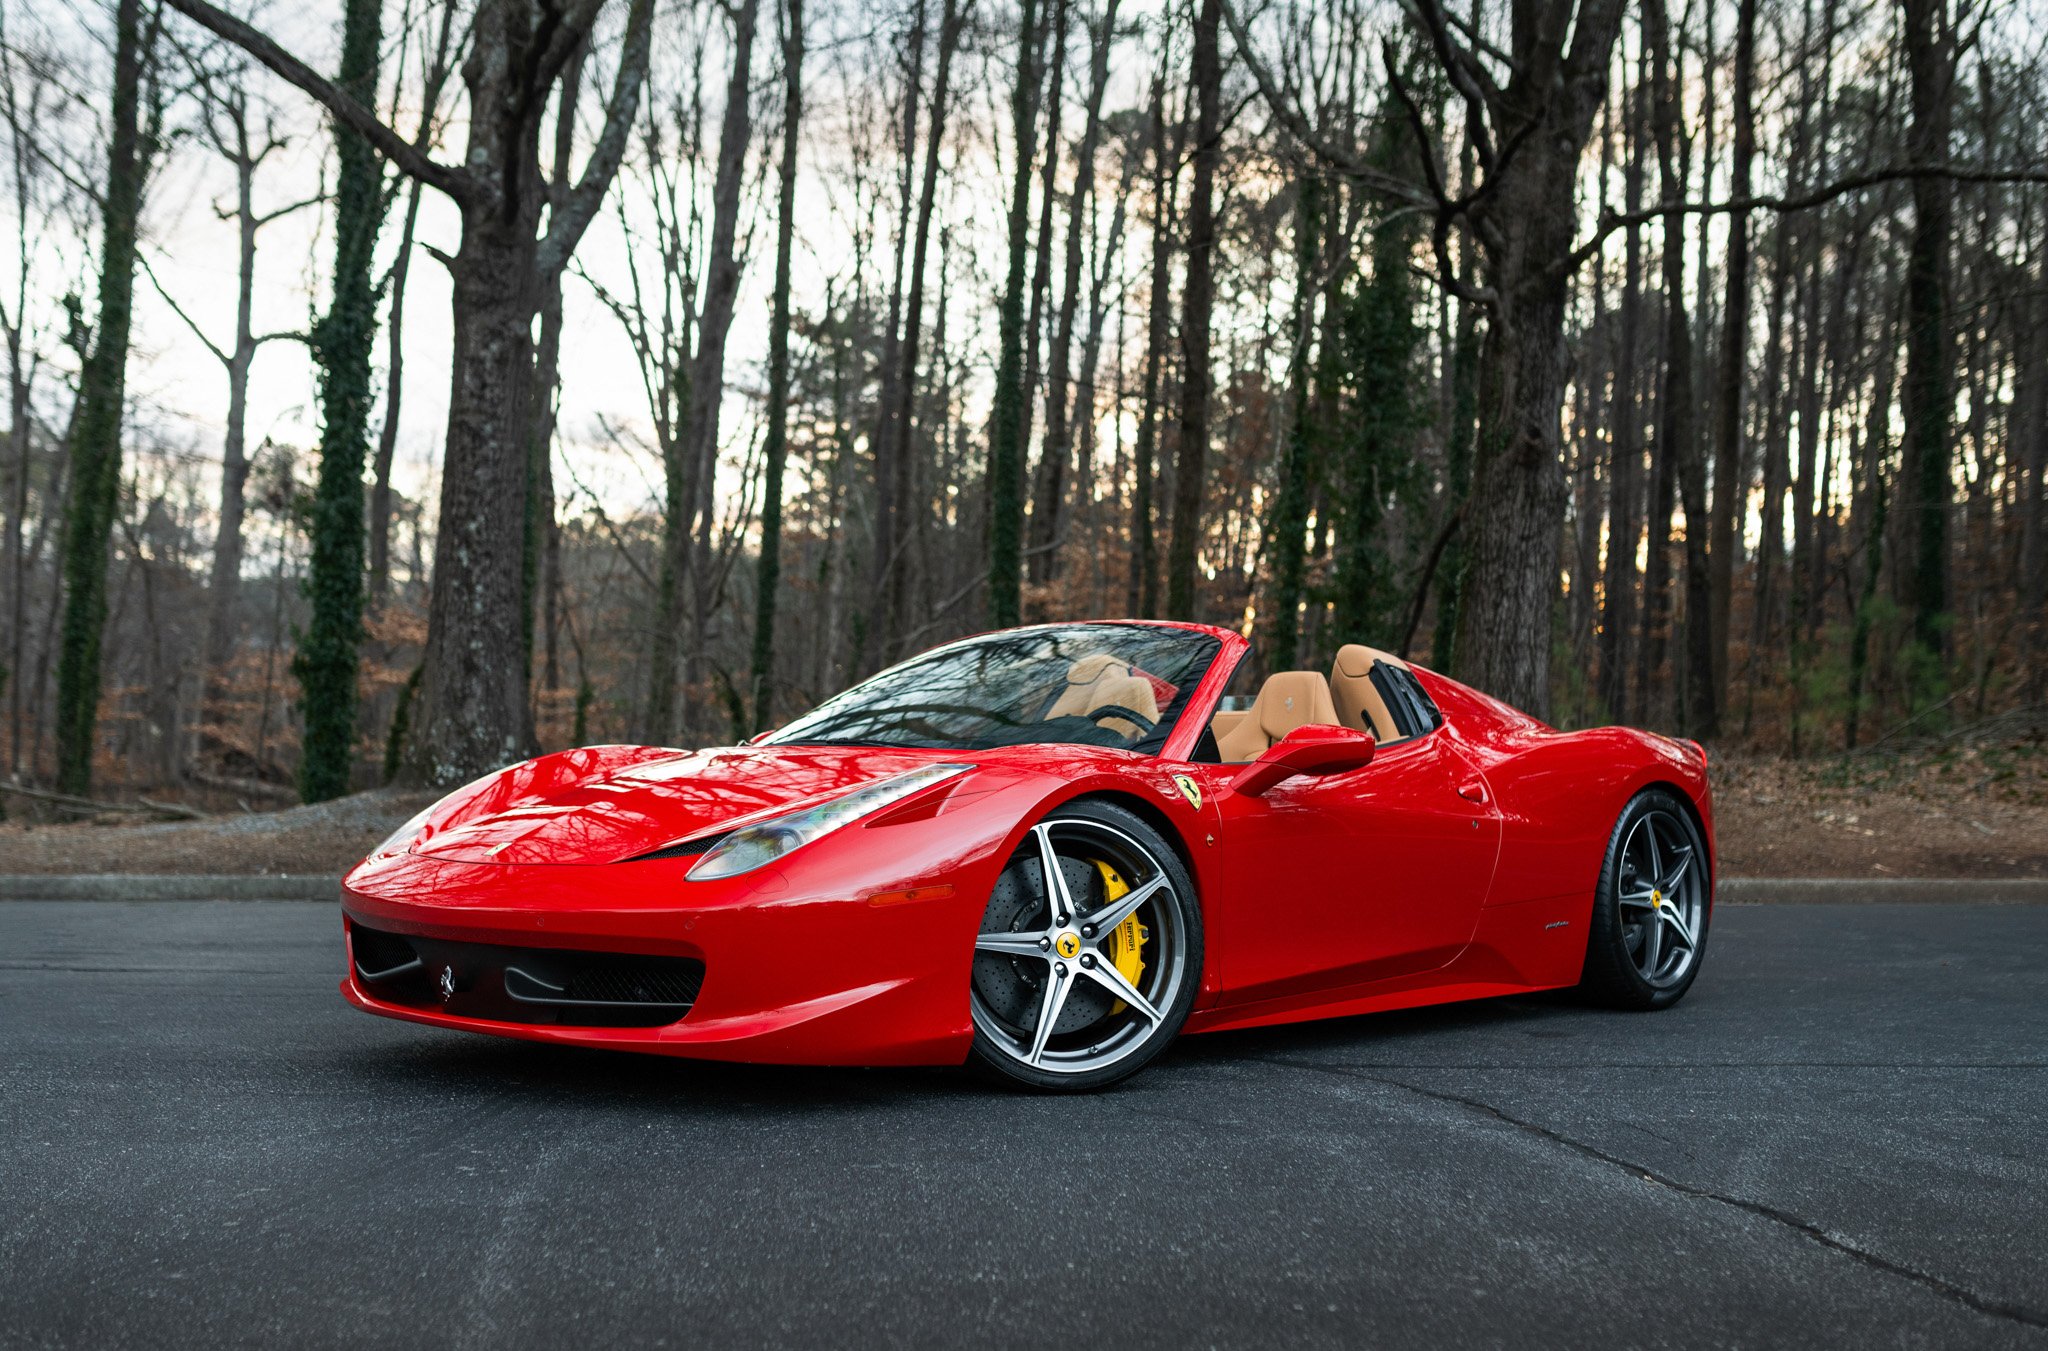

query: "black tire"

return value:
[966, 799, 1202, 1092]
[1579, 787, 1712, 1010]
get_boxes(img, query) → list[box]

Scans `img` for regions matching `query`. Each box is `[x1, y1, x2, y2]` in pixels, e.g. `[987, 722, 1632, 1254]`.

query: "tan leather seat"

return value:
[1216, 671, 1341, 762]
[1041, 654, 1160, 738]
[1330, 644, 1405, 743]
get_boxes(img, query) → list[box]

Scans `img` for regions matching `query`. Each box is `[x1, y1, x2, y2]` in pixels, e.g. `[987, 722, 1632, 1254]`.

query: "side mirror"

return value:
[1230, 725, 1376, 796]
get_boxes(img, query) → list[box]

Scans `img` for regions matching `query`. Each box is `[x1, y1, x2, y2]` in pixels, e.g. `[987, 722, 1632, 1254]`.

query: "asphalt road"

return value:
[1, 901, 2043, 1350]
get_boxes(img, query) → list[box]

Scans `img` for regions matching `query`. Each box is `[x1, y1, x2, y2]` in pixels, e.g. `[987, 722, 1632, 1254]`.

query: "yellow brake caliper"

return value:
[1093, 861, 1148, 1013]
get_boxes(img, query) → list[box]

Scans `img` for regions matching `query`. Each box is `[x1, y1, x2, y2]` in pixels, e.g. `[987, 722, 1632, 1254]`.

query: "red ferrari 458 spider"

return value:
[342, 621, 1714, 1090]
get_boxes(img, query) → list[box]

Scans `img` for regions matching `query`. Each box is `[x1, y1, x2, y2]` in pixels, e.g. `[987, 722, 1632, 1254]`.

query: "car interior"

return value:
[1030, 644, 1442, 764]
[1210, 645, 1442, 763]
[1033, 653, 1165, 739]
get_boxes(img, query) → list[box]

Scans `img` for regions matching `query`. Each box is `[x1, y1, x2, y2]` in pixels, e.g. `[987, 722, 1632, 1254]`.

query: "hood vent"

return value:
[625, 830, 732, 863]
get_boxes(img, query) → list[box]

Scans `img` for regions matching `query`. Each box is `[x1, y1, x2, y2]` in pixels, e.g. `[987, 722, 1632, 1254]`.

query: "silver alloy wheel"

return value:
[970, 818, 1191, 1077]
[1616, 809, 1706, 988]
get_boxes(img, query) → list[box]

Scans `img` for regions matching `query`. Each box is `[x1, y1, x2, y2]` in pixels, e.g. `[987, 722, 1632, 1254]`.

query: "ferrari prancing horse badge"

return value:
[1173, 774, 1202, 811]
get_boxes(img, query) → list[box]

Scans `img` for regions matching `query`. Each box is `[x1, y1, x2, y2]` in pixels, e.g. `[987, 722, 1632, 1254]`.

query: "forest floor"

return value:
[0, 724, 2043, 878]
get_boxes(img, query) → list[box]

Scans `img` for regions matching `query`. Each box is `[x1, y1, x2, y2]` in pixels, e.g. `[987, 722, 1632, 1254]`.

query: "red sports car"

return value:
[342, 621, 1714, 1090]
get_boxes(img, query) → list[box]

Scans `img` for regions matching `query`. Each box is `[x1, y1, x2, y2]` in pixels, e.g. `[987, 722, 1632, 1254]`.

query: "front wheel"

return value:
[967, 800, 1201, 1091]
[1579, 788, 1711, 1010]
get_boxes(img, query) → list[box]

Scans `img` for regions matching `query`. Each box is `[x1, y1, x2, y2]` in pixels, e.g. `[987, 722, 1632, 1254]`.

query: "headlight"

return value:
[686, 763, 974, 881]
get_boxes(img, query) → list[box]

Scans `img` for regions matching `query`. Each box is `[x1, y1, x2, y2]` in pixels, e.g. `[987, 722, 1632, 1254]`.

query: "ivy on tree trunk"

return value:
[294, 0, 382, 803]
[54, 0, 150, 796]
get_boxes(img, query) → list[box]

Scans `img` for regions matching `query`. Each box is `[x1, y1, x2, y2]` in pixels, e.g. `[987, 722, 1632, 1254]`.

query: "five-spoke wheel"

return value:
[1580, 787, 1711, 1009]
[967, 800, 1200, 1090]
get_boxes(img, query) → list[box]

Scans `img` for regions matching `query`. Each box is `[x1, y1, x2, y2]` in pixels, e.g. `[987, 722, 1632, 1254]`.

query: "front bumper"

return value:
[339, 836, 1006, 1066]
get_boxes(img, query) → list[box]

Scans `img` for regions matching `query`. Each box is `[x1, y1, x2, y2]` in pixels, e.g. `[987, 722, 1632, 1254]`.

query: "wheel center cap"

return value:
[1054, 931, 1082, 960]
[1651, 889, 1664, 908]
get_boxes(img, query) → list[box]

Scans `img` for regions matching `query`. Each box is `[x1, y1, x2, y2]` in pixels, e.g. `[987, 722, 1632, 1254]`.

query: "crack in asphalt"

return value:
[1257, 1054, 2048, 1332]
[1199, 1057, 2048, 1071]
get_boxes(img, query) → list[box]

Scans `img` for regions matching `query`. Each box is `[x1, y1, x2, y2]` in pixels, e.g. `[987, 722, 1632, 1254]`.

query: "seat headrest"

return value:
[1065, 653, 1130, 685]
[1256, 671, 1340, 739]
[1330, 644, 1403, 742]
[1334, 643, 1407, 675]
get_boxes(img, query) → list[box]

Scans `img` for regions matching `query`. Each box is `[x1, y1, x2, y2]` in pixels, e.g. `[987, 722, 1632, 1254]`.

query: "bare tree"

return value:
[165, 0, 657, 784]
[140, 42, 319, 751]
[749, 0, 805, 731]
[1164, 0, 1221, 621]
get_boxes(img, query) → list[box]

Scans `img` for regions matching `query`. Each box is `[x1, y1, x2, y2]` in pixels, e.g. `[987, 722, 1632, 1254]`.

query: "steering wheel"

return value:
[1086, 704, 1157, 736]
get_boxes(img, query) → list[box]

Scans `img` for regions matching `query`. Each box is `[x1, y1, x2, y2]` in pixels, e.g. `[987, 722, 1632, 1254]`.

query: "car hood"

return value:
[411, 743, 979, 866]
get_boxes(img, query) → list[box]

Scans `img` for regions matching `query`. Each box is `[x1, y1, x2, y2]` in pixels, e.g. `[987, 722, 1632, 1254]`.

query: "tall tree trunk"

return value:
[523, 48, 583, 746]
[2017, 265, 2048, 702]
[1900, 0, 1953, 661]
[677, 0, 761, 741]
[294, 0, 383, 802]
[411, 219, 542, 778]
[1128, 70, 1177, 620]
[1018, 0, 1069, 562]
[1706, 0, 1756, 710]
[1265, 172, 1322, 670]
[1636, 383, 1676, 723]
[864, 0, 930, 671]
[986, 0, 1045, 628]
[1598, 84, 1645, 723]
[1, 6, 36, 780]
[749, 0, 804, 733]
[1027, 0, 1114, 589]
[55, 0, 150, 795]
[1646, 0, 1714, 735]
[199, 111, 261, 722]
[365, 0, 456, 620]
[645, 373, 693, 744]
[1434, 253, 1479, 670]
[368, 177, 422, 613]
[1750, 220, 1794, 668]
[1164, 0, 1221, 621]
[1447, 0, 1628, 717]
[869, 0, 964, 665]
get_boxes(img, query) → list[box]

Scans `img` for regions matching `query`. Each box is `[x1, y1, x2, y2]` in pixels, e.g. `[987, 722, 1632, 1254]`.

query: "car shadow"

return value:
[1169, 988, 1594, 1068]
[327, 988, 1593, 1110]
[331, 1031, 960, 1111]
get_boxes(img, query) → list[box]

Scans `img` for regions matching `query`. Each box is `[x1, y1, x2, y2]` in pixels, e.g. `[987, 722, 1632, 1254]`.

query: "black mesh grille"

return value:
[349, 923, 704, 1028]
[557, 963, 703, 1006]
[627, 831, 731, 862]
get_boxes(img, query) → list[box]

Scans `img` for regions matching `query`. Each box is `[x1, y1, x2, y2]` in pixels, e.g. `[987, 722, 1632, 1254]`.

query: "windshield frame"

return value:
[762, 621, 1246, 759]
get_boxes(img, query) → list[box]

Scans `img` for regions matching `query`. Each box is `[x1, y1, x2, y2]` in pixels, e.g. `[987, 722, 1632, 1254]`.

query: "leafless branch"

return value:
[539, 0, 657, 278]
[1554, 161, 2048, 282]
[160, 0, 472, 201]
[1218, 0, 1431, 208]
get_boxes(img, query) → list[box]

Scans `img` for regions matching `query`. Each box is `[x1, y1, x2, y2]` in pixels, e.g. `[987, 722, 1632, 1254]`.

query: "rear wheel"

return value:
[1579, 788, 1711, 1010]
[967, 800, 1201, 1091]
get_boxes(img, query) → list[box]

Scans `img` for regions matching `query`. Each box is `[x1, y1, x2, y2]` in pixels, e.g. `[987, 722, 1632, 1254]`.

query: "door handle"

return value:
[1457, 780, 1488, 804]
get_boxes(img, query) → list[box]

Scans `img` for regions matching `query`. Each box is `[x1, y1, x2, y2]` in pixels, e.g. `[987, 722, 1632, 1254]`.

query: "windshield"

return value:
[764, 624, 1223, 753]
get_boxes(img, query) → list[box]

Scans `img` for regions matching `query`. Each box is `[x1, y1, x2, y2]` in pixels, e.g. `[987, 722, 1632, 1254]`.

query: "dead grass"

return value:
[0, 786, 437, 876]
[1713, 715, 2048, 877]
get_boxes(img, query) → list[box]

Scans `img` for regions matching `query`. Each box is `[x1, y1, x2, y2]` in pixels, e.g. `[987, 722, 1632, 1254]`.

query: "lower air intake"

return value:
[348, 923, 704, 1028]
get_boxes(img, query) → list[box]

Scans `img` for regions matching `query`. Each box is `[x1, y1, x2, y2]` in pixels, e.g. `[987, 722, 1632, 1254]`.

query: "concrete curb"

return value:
[1, 874, 2043, 904]
[0, 874, 339, 901]
[1718, 877, 2048, 904]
